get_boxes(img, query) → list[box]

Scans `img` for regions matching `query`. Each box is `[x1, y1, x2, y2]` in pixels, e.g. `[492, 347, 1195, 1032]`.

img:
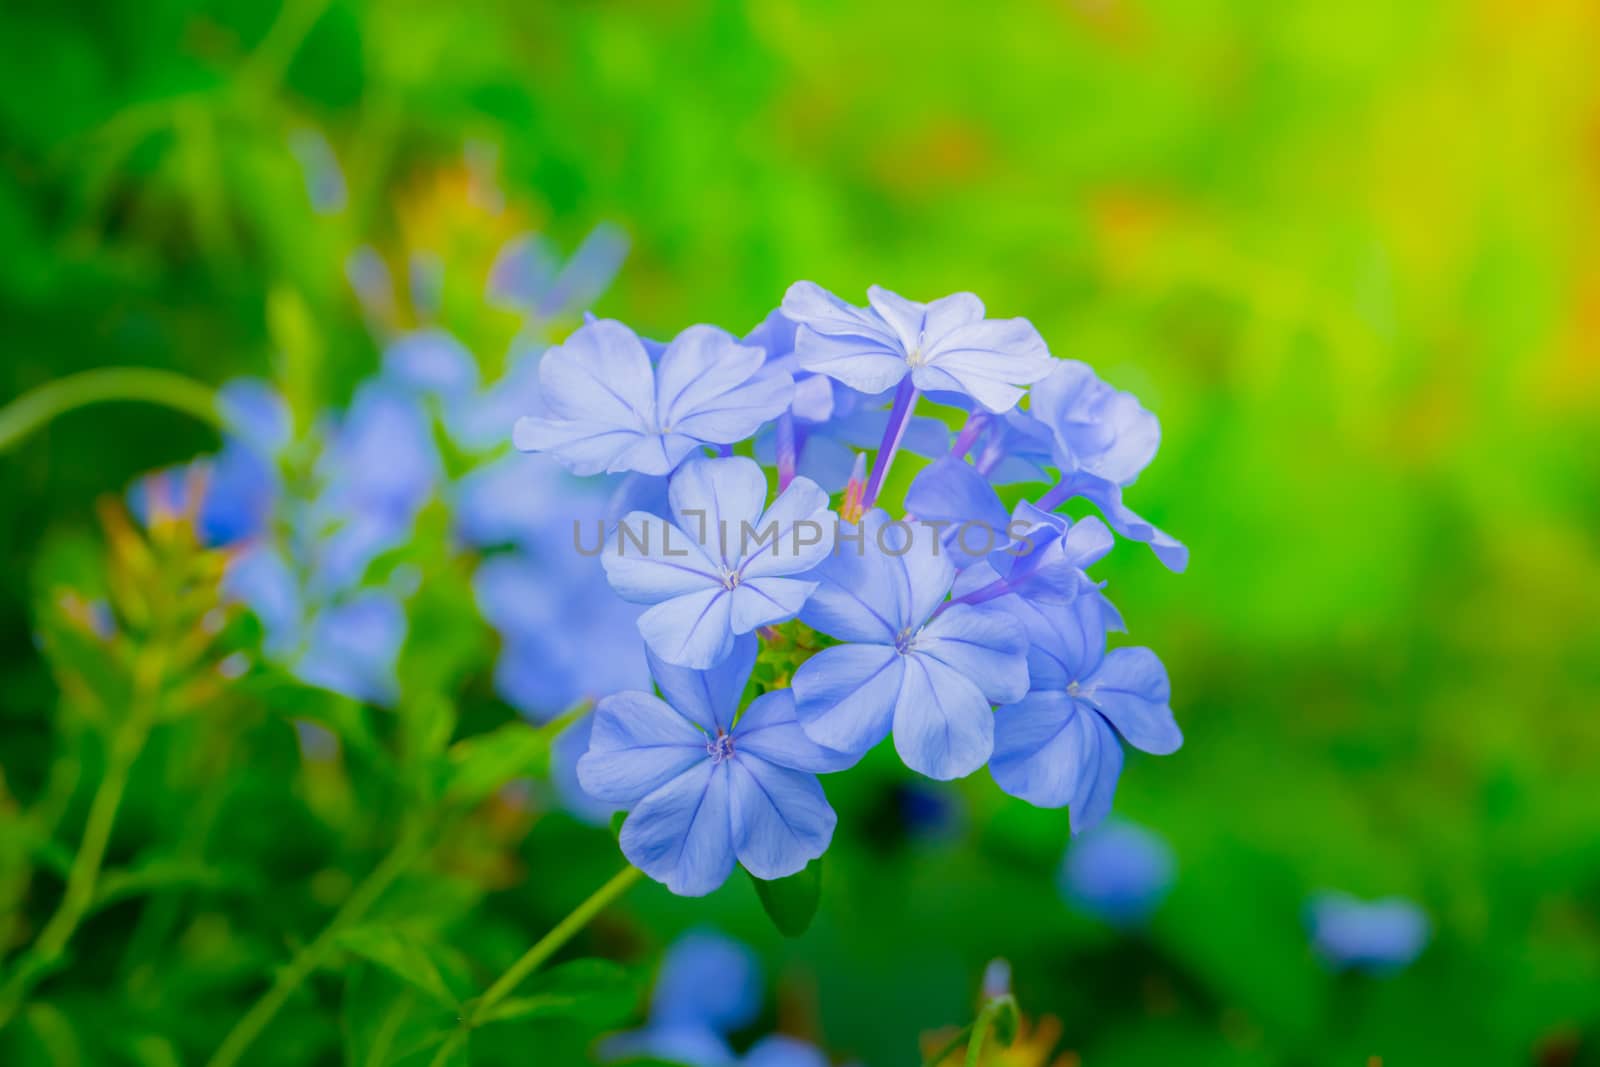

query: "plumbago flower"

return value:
[989, 591, 1181, 830]
[514, 319, 793, 476]
[505, 278, 1189, 898]
[791, 511, 1030, 780]
[1306, 892, 1430, 974]
[578, 636, 851, 895]
[782, 282, 1054, 412]
[602, 456, 835, 669]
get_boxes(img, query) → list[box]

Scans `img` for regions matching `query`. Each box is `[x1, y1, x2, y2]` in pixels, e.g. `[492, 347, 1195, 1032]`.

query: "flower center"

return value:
[894, 627, 920, 655]
[905, 346, 929, 369]
[1066, 680, 1082, 697]
[720, 567, 741, 591]
[706, 730, 735, 764]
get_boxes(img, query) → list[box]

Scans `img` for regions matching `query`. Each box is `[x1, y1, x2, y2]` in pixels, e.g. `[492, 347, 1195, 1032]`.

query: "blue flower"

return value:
[514, 319, 794, 476]
[1028, 360, 1187, 573]
[1306, 892, 1429, 974]
[741, 1036, 830, 1067]
[602, 456, 835, 669]
[781, 282, 1054, 413]
[989, 595, 1181, 831]
[488, 224, 629, 321]
[650, 930, 762, 1033]
[1059, 819, 1176, 926]
[792, 511, 1029, 780]
[578, 637, 849, 896]
[601, 929, 830, 1067]
[473, 554, 649, 720]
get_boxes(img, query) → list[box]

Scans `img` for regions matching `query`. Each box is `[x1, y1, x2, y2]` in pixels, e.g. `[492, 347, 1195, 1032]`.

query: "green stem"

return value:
[428, 864, 644, 1067]
[964, 1000, 1000, 1067]
[205, 830, 425, 1067]
[0, 709, 154, 1030]
[0, 368, 220, 456]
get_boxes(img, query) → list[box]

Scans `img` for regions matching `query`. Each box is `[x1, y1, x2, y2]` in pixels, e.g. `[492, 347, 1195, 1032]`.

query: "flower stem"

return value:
[204, 828, 426, 1067]
[1034, 481, 1070, 512]
[862, 377, 919, 510]
[0, 708, 155, 1029]
[428, 864, 644, 1066]
[964, 998, 1002, 1067]
[775, 412, 798, 491]
[950, 411, 989, 460]
[0, 368, 220, 456]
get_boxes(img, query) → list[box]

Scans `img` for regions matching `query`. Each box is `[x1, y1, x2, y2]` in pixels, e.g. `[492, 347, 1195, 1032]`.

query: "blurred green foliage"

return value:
[3, 0, 1599, 1064]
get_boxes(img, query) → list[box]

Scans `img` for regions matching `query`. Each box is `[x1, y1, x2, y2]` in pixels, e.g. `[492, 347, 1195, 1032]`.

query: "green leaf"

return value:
[441, 721, 550, 807]
[337, 927, 458, 1007]
[477, 959, 638, 1028]
[750, 857, 822, 937]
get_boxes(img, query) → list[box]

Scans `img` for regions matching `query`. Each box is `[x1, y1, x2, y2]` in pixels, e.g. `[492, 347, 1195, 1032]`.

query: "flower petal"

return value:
[916, 603, 1029, 704]
[729, 577, 817, 634]
[990, 693, 1124, 830]
[1084, 647, 1182, 755]
[637, 586, 736, 669]
[619, 762, 736, 897]
[916, 318, 1052, 413]
[739, 475, 835, 579]
[792, 643, 904, 757]
[657, 326, 793, 443]
[668, 456, 770, 567]
[601, 512, 720, 603]
[647, 633, 757, 734]
[799, 515, 905, 642]
[537, 318, 656, 427]
[892, 653, 994, 779]
[728, 754, 836, 880]
[733, 689, 857, 773]
[578, 691, 707, 806]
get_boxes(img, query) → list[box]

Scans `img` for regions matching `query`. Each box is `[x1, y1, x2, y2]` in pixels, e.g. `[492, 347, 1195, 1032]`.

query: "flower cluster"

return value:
[519, 282, 1189, 895]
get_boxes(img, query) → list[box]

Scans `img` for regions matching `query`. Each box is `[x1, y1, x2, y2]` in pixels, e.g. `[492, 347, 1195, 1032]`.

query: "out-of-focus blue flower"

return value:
[1306, 892, 1430, 973]
[473, 554, 648, 720]
[651, 930, 763, 1032]
[602, 929, 763, 1067]
[741, 1036, 830, 1067]
[579, 637, 849, 896]
[989, 595, 1181, 831]
[382, 327, 479, 403]
[781, 282, 1053, 413]
[792, 511, 1029, 780]
[603, 457, 835, 669]
[1059, 819, 1176, 926]
[293, 593, 407, 707]
[1027, 361, 1187, 573]
[514, 320, 794, 476]
[489, 224, 630, 320]
[287, 128, 347, 215]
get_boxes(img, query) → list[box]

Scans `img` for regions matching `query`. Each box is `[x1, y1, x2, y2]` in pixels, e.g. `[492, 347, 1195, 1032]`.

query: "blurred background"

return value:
[3, 0, 1599, 1064]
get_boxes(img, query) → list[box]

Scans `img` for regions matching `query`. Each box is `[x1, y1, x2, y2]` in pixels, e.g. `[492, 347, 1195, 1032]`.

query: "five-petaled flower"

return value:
[781, 282, 1055, 413]
[989, 594, 1182, 832]
[791, 510, 1030, 780]
[514, 318, 794, 476]
[603, 456, 835, 669]
[578, 636, 851, 896]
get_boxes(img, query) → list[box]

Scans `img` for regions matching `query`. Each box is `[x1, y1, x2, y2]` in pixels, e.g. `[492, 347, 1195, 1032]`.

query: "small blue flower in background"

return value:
[792, 510, 1029, 780]
[989, 594, 1181, 832]
[1059, 819, 1176, 926]
[603, 929, 830, 1067]
[781, 282, 1054, 412]
[473, 554, 648, 720]
[603, 456, 835, 669]
[578, 636, 850, 896]
[514, 319, 794, 476]
[287, 128, 347, 215]
[1306, 892, 1430, 974]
